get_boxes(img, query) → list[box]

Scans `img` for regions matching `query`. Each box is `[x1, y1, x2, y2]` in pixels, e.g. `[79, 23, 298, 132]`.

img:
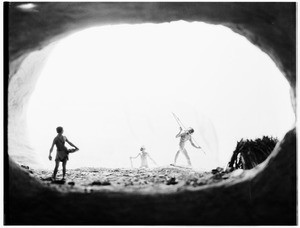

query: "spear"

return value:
[172, 112, 206, 155]
[129, 157, 133, 168]
[172, 112, 186, 129]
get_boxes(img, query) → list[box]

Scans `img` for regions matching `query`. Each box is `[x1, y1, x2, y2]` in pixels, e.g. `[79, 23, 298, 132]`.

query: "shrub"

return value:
[227, 136, 278, 170]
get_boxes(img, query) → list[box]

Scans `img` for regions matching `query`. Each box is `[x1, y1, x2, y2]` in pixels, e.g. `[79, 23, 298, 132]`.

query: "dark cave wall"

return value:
[8, 2, 296, 89]
[6, 2, 297, 225]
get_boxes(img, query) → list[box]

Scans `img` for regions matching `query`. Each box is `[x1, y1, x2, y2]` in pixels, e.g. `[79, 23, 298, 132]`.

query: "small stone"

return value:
[212, 167, 224, 174]
[166, 177, 178, 185]
[213, 173, 223, 180]
[21, 165, 29, 170]
[211, 169, 218, 174]
[90, 180, 111, 186]
[222, 174, 230, 179]
[91, 181, 102, 186]
[68, 181, 75, 186]
[51, 179, 66, 185]
[101, 181, 111, 186]
[41, 177, 51, 181]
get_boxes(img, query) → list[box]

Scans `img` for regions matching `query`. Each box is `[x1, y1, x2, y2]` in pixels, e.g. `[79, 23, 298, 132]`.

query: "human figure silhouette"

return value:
[49, 126, 79, 180]
[173, 127, 201, 166]
[130, 146, 157, 168]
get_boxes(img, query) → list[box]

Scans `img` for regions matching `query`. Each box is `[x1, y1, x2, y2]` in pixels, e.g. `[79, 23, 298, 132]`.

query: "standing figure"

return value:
[130, 146, 157, 168]
[173, 127, 201, 166]
[49, 126, 79, 180]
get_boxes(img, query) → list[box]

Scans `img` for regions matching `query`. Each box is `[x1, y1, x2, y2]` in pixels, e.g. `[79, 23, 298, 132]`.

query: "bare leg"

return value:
[182, 149, 192, 166]
[174, 150, 181, 165]
[62, 160, 67, 180]
[52, 161, 60, 179]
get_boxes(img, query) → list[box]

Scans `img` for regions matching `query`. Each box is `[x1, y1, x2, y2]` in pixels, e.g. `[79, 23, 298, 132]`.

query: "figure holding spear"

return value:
[172, 113, 203, 167]
[130, 146, 157, 168]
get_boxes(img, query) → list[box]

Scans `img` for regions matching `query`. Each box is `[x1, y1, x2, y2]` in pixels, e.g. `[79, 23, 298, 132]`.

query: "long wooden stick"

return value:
[172, 112, 186, 129]
[130, 157, 133, 168]
[172, 112, 206, 155]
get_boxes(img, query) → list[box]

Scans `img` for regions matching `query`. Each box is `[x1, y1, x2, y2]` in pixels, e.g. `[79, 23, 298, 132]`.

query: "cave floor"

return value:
[27, 166, 242, 194]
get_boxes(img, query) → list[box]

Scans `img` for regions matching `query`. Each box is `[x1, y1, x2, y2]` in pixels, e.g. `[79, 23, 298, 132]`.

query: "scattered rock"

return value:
[68, 181, 75, 186]
[21, 165, 29, 170]
[41, 177, 53, 181]
[213, 173, 223, 180]
[52, 180, 66, 185]
[101, 181, 111, 186]
[125, 181, 134, 187]
[211, 167, 223, 174]
[90, 181, 102, 186]
[90, 180, 111, 186]
[32, 166, 236, 191]
[166, 177, 178, 185]
[197, 181, 206, 186]
[222, 174, 230, 179]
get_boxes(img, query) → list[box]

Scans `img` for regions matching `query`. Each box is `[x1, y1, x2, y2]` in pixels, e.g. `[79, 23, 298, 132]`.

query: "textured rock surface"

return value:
[31, 166, 234, 193]
[5, 2, 296, 225]
[8, 2, 295, 86]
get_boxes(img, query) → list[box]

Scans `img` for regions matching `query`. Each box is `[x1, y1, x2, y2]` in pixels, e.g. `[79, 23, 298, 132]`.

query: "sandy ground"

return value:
[26, 165, 242, 194]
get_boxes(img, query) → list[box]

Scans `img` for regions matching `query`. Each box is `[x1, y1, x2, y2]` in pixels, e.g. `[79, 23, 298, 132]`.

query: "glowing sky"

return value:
[26, 21, 295, 170]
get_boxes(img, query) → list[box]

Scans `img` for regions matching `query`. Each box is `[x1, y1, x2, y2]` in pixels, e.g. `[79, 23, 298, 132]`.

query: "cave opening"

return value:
[6, 3, 297, 225]
[9, 21, 295, 170]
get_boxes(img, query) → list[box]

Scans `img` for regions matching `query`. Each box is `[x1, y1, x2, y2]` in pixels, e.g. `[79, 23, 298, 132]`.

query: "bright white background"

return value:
[26, 21, 295, 171]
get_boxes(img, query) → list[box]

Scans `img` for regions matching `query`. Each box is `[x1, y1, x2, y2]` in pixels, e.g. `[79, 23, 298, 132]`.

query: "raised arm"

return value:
[130, 153, 141, 159]
[176, 127, 183, 138]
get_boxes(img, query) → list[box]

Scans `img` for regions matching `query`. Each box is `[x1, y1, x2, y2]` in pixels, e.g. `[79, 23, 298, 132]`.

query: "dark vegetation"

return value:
[227, 136, 278, 170]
